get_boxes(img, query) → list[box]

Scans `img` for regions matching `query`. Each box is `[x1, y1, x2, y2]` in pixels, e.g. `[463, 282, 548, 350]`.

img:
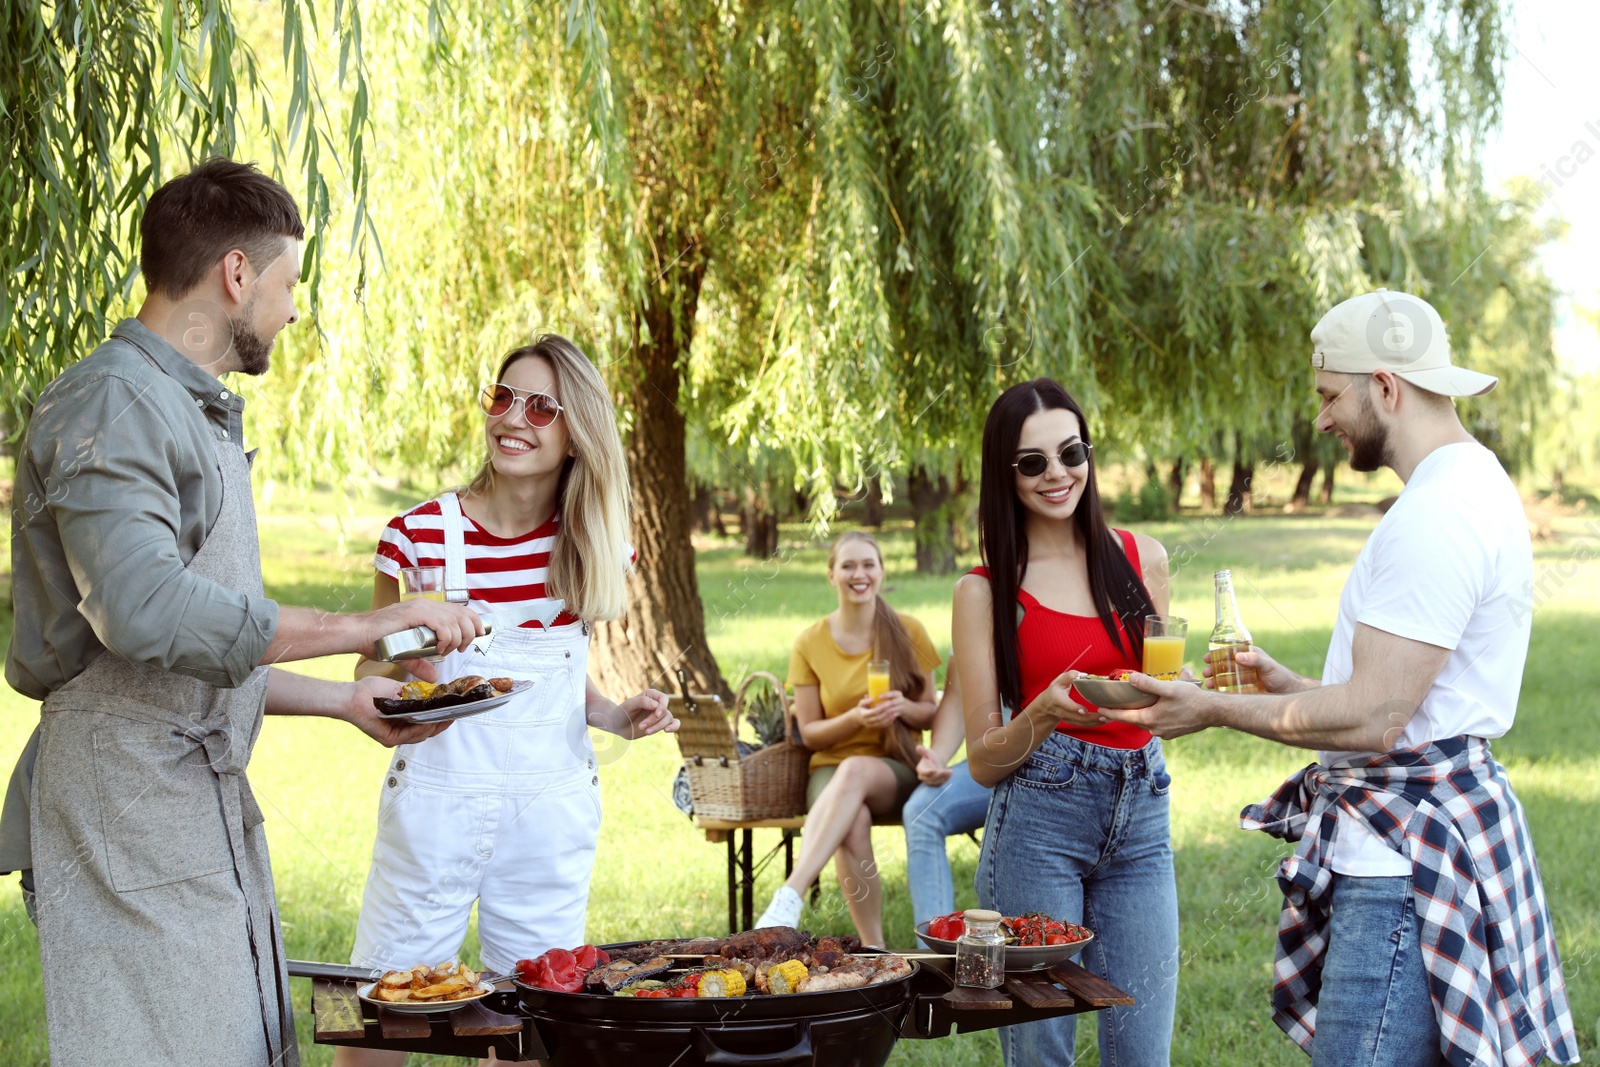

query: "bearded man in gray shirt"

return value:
[1, 158, 484, 1067]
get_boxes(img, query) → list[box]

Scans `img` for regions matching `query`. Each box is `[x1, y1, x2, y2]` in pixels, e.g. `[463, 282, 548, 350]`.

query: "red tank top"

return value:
[969, 529, 1151, 749]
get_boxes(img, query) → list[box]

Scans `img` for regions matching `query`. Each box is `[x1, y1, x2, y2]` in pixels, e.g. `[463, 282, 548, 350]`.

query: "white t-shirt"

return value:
[1319, 442, 1533, 876]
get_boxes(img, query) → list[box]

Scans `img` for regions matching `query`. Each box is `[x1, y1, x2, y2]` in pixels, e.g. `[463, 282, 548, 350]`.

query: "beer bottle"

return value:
[1209, 569, 1261, 694]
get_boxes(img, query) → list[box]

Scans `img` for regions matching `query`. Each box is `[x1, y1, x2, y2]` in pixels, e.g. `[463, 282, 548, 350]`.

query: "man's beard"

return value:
[1346, 390, 1392, 473]
[229, 296, 273, 375]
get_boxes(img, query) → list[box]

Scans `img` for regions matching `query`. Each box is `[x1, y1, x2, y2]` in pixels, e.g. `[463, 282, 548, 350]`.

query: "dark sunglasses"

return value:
[1012, 441, 1092, 477]
[479, 383, 564, 427]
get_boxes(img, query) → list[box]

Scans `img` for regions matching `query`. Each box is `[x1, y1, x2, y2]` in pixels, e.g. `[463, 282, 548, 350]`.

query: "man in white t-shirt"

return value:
[1105, 291, 1577, 1067]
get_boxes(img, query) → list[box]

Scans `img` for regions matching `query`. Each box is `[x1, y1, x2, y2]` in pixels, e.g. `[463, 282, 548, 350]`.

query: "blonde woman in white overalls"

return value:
[336, 335, 676, 1067]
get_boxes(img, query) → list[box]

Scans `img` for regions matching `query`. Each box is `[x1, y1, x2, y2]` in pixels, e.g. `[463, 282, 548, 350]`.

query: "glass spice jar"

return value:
[955, 908, 1005, 989]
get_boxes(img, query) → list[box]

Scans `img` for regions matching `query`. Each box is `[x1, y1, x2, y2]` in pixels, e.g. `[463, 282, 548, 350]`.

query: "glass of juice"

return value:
[400, 566, 447, 602]
[1142, 616, 1188, 680]
[867, 659, 892, 702]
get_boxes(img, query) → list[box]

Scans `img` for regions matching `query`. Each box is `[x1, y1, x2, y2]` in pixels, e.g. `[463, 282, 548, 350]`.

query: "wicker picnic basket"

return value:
[671, 670, 810, 821]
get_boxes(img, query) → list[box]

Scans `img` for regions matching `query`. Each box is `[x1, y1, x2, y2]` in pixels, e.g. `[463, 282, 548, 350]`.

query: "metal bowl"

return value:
[914, 923, 1094, 972]
[1069, 676, 1156, 711]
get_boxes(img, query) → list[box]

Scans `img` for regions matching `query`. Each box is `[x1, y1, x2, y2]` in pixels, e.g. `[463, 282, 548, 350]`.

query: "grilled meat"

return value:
[585, 956, 674, 992]
[867, 955, 913, 984]
[807, 935, 859, 969]
[619, 928, 823, 964]
[796, 971, 868, 993]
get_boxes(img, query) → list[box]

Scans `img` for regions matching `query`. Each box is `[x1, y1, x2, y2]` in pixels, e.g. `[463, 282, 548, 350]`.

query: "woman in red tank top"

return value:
[952, 379, 1179, 1067]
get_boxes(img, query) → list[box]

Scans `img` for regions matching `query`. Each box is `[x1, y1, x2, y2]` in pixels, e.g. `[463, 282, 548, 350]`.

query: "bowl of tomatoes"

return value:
[916, 911, 1094, 972]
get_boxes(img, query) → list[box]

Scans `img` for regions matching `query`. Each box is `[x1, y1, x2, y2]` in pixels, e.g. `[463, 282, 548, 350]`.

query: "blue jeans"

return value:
[978, 732, 1179, 1067]
[1311, 874, 1444, 1067]
[903, 761, 991, 928]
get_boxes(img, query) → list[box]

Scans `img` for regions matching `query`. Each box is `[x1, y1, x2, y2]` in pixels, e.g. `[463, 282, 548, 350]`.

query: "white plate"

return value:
[377, 680, 534, 724]
[358, 980, 496, 1013]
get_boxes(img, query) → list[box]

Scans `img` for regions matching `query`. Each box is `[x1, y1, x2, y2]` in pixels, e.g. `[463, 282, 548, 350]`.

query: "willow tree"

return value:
[1047, 0, 1535, 480]
[292, 1, 1110, 693]
[1, 0, 374, 439]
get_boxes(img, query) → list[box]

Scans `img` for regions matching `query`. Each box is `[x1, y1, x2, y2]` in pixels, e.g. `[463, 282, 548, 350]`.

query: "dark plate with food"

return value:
[374, 676, 531, 724]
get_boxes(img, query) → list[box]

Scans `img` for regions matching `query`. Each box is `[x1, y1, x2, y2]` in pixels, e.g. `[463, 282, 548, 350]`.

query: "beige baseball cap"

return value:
[1309, 289, 1497, 397]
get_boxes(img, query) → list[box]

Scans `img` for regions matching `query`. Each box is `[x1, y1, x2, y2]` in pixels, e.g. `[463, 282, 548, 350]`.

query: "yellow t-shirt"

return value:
[787, 615, 943, 772]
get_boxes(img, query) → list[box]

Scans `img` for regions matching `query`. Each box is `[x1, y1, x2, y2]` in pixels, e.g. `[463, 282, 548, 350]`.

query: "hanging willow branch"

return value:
[0, 0, 374, 441]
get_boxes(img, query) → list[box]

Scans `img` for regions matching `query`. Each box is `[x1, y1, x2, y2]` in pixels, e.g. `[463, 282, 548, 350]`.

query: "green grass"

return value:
[0, 482, 1596, 1065]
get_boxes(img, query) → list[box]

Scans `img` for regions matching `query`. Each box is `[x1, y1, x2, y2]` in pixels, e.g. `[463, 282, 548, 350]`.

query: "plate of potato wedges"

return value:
[358, 960, 494, 1013]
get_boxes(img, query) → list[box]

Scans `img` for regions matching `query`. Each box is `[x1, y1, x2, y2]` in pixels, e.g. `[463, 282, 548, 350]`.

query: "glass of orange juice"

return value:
[867, 659, 892, 702]
[400, 566, 447, 602]
[1142, 616, 1187, 680]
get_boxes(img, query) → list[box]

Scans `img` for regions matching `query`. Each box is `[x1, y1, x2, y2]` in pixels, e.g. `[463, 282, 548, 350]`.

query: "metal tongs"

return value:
[374, 600, 567, 662]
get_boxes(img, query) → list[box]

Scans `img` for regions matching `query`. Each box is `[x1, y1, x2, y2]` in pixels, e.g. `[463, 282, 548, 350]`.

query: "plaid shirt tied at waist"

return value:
[1240, 736, 1578, 1067]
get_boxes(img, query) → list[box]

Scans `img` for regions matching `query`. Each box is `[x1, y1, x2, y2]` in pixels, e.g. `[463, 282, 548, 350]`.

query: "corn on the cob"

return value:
[765, 959, 809, 995]
[697, 968, 747, 997]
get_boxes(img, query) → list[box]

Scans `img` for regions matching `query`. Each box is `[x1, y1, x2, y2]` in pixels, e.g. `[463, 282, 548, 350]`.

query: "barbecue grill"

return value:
[293, 945, 1134, 1065]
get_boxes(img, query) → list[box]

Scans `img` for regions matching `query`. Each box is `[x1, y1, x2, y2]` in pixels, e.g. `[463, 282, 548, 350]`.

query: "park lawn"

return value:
[0, 483, 1596, 1066]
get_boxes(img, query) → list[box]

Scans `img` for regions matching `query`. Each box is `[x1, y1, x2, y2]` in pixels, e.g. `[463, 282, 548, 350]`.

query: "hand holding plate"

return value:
[1098, 671, 1216, 739]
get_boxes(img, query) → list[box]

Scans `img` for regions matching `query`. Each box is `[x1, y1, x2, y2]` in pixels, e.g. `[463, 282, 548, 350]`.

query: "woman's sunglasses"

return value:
[1012, 441, 1092, 477]
[479, 383, 564, 427]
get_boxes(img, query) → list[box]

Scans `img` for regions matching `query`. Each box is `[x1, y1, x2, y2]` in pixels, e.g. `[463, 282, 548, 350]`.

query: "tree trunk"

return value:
[863, 475, 884, 528]
[1290, 459, 1319, 511]
[908, 467, 957, 575]
[690, 483, 715, 534]
[742, 485, 779, 560]
[1224, 459, 1253, 515]
[1198, 456, 1217, 511]
[589, 260, 731, 701]
[1167, 458, 1186, 508]
[711, 493, 729, 538]
[1318, 464, 1335, 505]
[950, 462, 976, 555]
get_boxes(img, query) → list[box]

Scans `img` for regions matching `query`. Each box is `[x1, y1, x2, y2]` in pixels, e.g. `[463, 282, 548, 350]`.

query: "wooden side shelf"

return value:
[1006, 971, 1077, 1010]
[310, 979, 537, 1061]
[1048, 960, 1136, 1007]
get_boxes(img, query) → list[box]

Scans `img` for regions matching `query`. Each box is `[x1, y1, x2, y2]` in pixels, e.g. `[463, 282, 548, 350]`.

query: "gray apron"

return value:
[30, 408, 296, 1064]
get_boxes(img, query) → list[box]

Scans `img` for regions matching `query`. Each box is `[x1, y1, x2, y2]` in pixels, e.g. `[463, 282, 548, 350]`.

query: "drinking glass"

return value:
[1143, 615, 1188, 680]
[867, 659, 892, 702]
[400, 566, 447, 602]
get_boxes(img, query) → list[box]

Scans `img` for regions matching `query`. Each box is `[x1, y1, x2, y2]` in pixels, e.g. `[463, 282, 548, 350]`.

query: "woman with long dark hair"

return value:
[952, 379, 1179, 1065]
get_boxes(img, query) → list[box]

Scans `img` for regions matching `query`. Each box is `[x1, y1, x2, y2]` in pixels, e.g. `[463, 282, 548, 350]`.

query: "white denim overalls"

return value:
[350, 493, 601, 974]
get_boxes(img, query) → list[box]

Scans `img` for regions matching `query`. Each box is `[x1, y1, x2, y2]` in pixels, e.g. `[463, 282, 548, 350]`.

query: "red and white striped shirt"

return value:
[374, 493, 627, 629]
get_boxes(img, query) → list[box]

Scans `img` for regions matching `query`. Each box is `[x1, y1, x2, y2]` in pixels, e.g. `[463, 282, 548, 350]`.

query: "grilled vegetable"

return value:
[697, 969, 747, 997]
[765, 959, 809, 995]
[613, 980, 667, 997]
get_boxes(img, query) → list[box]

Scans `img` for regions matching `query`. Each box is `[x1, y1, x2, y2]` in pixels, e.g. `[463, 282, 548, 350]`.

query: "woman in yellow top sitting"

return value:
[754, 531, 941, 947]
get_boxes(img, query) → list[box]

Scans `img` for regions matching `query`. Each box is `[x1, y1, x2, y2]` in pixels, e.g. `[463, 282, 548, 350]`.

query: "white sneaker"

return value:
[754, 886, 803, 930]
